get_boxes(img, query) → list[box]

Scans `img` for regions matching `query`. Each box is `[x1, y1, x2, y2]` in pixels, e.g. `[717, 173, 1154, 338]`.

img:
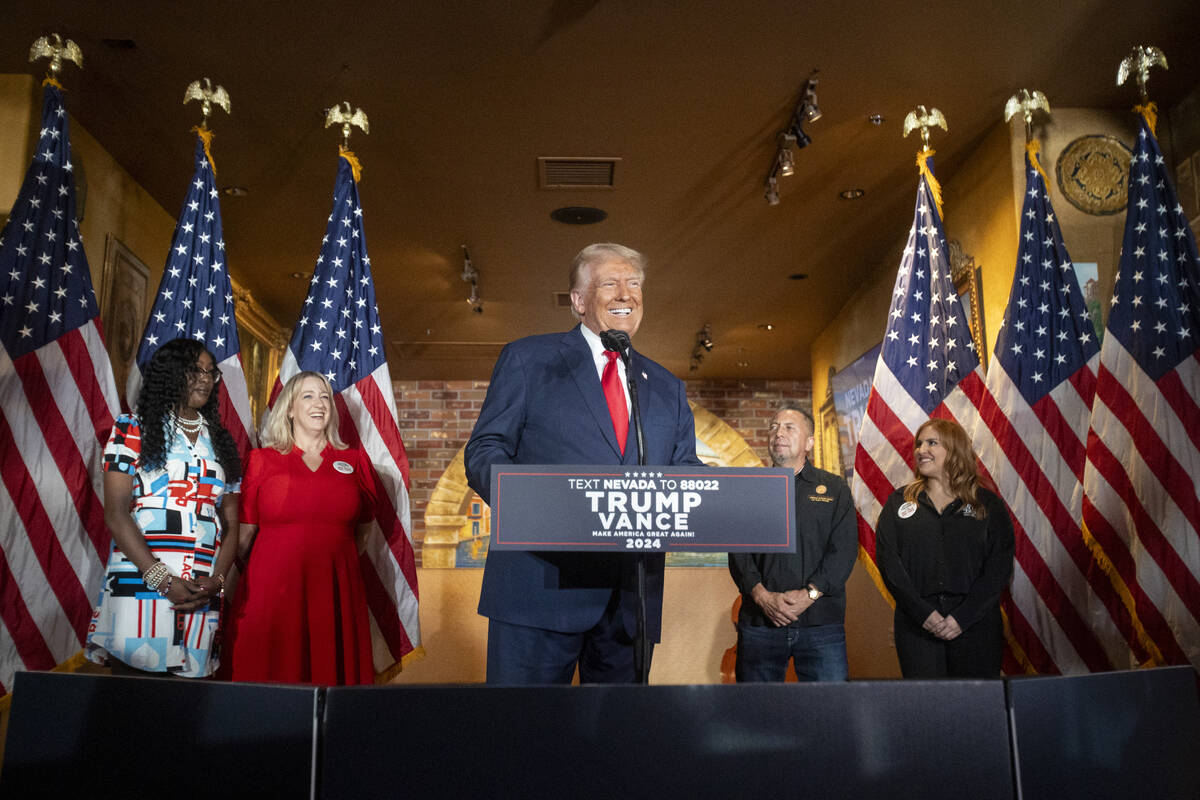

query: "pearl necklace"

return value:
[173, 412, 205, 434]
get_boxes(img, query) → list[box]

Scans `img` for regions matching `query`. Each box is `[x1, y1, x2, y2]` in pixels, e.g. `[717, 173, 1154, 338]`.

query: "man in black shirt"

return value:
[728, 406, 857, 681]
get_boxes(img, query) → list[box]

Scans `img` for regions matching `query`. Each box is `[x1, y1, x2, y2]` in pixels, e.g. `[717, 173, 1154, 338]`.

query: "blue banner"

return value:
[490, 465, 795, 553]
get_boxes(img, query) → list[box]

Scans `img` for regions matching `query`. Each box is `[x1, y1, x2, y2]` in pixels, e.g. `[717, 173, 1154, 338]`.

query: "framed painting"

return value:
[99, 235, 151, 406]
[829, 343, 881, 483]
[949, 239, 987, 371]
[231, 275, 289, 431]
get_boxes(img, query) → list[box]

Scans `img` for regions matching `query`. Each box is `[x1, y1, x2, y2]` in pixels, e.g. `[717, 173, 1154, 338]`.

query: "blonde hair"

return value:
[902, 418, 986, 518]
[261, 371, 347, 452]
[568, 243, 647, 320]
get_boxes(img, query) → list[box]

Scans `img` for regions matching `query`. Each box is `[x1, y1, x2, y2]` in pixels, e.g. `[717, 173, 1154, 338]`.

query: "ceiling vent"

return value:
[538, 157, 620, 189]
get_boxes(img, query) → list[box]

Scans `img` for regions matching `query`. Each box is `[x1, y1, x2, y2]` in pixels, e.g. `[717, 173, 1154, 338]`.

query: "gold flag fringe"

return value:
[1025, 139, 1050, 185]
[375, 644, 427, 684]
[191, 125, 217, 174]
[1080, 519, 1164, 667]
[41, 76, 64, 90]
[1133, 102, 1158, 137]
[916, 149, 944, 220]
[340, 146, 363, 183]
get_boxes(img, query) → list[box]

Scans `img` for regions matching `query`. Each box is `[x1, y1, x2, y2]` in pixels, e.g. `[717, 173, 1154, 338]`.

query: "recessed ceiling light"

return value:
[290, 272, 305, 279]
[757, 323, 774, 331]
[789, 273, 808, 280]
[868, 114, 884, 126]
[550, 206, 607, 225]
[222, 186, 249, 197]
[839, 188, 865, 200]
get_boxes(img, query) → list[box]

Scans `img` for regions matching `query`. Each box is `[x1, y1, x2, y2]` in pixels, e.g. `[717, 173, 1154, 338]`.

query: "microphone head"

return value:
[599, 329, 631, 353]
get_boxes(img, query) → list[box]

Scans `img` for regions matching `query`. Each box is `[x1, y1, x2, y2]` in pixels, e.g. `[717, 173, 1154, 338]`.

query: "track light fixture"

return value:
[462, 244, 483, 314]
[764, 175, 780, 206]
[776, 133, 796, 177]
[765, 69, 821, 205]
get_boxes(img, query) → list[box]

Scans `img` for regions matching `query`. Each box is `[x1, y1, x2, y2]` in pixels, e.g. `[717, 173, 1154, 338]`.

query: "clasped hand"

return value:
[922, 610, 963, 640]
[754, 587, 814, 627]
[165, 575, 221, 612]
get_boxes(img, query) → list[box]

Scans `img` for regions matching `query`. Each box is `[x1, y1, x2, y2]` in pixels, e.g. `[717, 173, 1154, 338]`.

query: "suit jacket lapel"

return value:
[561, 326, 624, 458]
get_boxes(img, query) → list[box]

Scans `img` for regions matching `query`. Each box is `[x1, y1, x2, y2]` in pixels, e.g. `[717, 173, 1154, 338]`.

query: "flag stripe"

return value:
[0, 545, 57, 671]
[1155, 354, 1200, 461]
[60, 327, 117, 448]
[974, 450, 1110, 672]
[1084, 435, 1191, 664]
[1092, 367, 1200, 619]
[973, 372, 1118, 670]
[0, 412, 92, 655]
[12, 353, 109, 559]
[998, 594, 1048, 674]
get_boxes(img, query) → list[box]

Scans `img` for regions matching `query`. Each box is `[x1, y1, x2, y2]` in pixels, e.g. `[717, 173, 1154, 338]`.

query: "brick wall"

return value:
[395, 378, 811, 565]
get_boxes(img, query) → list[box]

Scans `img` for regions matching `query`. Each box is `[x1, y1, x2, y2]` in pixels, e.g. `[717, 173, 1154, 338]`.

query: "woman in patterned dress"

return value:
[86, 338, 242, 677]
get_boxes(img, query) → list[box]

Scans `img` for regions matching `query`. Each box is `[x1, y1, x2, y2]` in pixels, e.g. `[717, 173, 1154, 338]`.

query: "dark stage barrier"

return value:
[3, 672, 319, 797]
[1007, 665, 1200, 799]
[4, 668, 1197, 799]
[320, 681, 1014, 800]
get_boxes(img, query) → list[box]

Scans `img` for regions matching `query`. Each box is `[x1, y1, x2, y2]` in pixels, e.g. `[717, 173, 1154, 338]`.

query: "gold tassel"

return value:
[340, 145, 363, 183]
[916, 148, 945, 220]
[999, 606, 1039, 674]
[1025, 139, 1050, 185]
[374, 645, 427, 684]
[857, 545, 897, 611]
[1133, 102, 1158, 137]
[42, 76, 65, 90]
[191, 125, 217, 174]
[1080, 519, 1164, 667]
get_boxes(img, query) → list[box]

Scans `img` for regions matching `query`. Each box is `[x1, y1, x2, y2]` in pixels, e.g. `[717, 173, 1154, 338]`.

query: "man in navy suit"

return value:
[466, 243, 700, 684]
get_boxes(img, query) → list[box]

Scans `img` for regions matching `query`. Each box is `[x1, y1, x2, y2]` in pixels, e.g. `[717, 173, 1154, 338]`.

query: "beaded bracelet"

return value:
[156, 575, 173, 598]
[143, 560, 170, 591]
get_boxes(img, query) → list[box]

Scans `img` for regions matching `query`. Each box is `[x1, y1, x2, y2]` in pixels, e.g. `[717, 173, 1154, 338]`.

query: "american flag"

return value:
[128, 129, 255, 454]
[973, 141, 1136, 674]
[277, 149, 420, 675]
[0, 83, 119, 695]
[1082, 111, 1200, 669]
[851, 151, 1031, 658]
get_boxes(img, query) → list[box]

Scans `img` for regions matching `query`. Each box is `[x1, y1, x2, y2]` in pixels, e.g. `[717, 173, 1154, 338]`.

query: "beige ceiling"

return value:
[4, 1, 1199, 379]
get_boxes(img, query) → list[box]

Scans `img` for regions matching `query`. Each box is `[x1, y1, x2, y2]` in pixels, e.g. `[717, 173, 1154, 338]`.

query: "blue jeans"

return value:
[735, 622, 848, 682]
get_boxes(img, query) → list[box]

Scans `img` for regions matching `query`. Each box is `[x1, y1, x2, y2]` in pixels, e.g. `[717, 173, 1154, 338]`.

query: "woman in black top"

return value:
[874, 418, 1014, 678]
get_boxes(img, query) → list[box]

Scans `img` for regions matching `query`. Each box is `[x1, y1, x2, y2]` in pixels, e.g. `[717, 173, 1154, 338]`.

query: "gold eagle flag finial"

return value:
[902, 105, 947, 151]
[1117, 45, 1167, 105]
[1004, 89, 1050, 143]
[183, 78, 231, 127]
[29, 34, 83, 85]
[324, 102, 369, 149]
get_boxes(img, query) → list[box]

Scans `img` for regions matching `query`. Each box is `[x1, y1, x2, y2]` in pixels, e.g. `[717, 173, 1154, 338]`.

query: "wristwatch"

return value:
[807, 584, 821, 600]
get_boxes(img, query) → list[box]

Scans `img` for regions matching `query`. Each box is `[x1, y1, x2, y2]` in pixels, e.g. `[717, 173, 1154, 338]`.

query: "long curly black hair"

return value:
[135, 338, 242, 481]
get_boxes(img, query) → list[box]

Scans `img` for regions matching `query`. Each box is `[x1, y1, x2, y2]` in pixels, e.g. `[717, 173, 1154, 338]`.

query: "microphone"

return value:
[599, 329, 631, 363]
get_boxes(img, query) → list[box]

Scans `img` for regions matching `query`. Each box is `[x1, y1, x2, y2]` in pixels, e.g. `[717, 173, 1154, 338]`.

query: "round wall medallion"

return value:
[1055, 134, 1132, 216]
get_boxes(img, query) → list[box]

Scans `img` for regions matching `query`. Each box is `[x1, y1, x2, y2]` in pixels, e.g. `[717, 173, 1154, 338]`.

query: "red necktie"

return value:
[602, 350, 629, 454]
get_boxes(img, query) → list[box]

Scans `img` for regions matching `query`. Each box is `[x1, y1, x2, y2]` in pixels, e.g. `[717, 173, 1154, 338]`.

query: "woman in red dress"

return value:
[222, 371, 376, 685]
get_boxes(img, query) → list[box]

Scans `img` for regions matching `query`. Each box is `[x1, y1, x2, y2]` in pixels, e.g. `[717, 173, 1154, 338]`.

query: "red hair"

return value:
[902, 418, 985, 518]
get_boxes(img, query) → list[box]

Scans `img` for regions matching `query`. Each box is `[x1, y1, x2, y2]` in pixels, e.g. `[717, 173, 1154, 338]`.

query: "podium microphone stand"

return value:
[601, 329, 651, 684]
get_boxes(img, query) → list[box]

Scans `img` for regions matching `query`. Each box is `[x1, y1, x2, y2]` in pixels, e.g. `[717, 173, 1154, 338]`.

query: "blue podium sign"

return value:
[489, 465, 795, 553]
